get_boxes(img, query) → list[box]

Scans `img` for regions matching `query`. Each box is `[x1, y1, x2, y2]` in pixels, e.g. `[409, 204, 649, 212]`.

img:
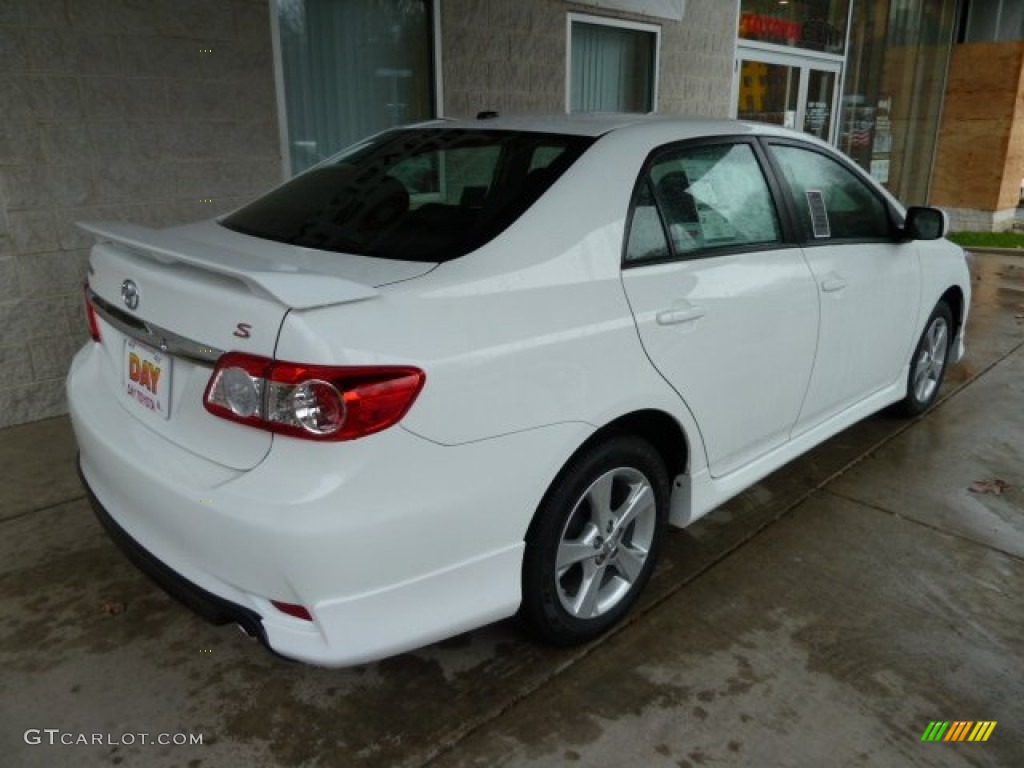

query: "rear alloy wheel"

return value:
[897, 301, 953, 416]
[520, 437, 669, 645]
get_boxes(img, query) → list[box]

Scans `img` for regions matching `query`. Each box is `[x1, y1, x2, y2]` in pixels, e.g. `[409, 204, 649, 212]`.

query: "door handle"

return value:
[656, 305, 706, 325]
[821, 275, 847, 293]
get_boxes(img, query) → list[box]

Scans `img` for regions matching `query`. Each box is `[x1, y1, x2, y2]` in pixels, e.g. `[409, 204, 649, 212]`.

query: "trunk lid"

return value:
[81, 220, 435, 470]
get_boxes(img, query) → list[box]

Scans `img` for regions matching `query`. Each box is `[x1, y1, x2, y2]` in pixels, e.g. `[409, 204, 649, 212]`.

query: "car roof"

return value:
[413, 113, 816, 143]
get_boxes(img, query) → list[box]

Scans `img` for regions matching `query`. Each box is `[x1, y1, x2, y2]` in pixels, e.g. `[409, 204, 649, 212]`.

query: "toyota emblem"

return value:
[121, 279, 140, 310]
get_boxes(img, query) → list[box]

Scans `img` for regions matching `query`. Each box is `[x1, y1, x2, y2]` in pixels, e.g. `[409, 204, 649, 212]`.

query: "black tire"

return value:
[520, 436, 669, 646]
[896, 300, 954, 417]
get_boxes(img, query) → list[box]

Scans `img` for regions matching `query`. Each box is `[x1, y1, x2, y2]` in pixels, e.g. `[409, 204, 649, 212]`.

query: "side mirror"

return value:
[902, 206, 949, 241]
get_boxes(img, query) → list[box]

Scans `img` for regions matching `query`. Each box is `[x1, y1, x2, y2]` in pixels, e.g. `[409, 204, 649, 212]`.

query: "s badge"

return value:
[233, 323, 253, 339]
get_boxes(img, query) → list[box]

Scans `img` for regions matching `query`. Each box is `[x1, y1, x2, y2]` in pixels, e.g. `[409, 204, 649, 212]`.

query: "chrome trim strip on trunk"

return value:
[88, 289, 225, 365]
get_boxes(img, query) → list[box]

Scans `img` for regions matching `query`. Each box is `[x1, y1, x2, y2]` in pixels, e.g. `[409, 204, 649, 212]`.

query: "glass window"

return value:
[803, 69, 837, 139]
[570, 17, 657, 112]
[839, 0, 958, 203]
[633, 143, 780, 259]
[735, 59, 837, 141]
[962, 0, 1024, 42]
[221, 129, 594, 263]
[275, 0, 434, 175]
[737, 61, 800, 127]
[739, 0, 850, 54]
[769, 144, 893, 240]
[625, 180, 670, 263]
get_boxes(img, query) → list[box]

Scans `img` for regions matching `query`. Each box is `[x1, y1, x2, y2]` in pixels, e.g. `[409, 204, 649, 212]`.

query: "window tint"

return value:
[529, 145, 567, 172]
[221, 129, 593, 262]
[625, 179, 670, 263]
[390, 144, 501, 206]
[645, 143, 780, 257]
[769, 144, 893, 241]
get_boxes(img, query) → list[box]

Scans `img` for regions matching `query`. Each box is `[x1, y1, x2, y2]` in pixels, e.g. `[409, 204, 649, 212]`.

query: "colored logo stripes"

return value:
[921, 721, 997, 742]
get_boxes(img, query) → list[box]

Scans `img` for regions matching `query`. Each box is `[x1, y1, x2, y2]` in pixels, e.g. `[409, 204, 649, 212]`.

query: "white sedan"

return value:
[68, 115, 970, 666]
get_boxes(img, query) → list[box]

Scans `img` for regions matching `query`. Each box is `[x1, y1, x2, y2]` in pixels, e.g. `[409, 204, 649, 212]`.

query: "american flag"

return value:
[849, 127, 871, 147]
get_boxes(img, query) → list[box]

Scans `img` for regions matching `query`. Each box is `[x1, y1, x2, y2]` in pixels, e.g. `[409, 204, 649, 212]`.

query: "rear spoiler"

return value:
[77, 221, 379, 310]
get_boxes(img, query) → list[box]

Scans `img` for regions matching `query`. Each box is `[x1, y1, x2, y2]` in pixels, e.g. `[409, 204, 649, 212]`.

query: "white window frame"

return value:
[269, 0, 445, 179]
[565, 12, 661, 114]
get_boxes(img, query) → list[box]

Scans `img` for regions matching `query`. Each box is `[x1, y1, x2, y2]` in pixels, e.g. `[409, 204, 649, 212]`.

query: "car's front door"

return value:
[620, 139, 819, 478]
[763, 141, 921, 435]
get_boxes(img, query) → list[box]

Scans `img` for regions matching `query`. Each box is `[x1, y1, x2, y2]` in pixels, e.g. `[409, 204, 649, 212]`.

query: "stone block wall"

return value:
[655, 2, 736, 117]
[942, 206, 1018, 233]
[0, 0, 281, 428]
[440, 0, 736, 118]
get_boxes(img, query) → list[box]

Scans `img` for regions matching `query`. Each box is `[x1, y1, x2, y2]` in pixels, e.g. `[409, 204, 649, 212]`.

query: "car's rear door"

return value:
[761, 140, 921, 435]
[620, 138, 819, 478]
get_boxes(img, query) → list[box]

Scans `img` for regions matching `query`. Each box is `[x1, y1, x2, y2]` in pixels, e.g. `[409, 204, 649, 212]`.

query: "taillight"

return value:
[203, 352, 425, 441]
[83, 283, 101, 342]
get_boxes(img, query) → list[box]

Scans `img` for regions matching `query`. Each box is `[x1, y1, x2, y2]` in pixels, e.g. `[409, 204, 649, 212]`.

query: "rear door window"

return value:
[625, 141, 781, 263]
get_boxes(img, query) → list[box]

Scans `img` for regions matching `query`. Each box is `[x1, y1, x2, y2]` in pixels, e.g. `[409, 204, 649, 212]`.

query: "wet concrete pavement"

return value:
[1, 253, 1021, 767]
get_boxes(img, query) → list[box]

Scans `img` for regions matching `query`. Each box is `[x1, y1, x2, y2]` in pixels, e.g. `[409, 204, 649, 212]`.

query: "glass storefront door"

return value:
[735, 50, 841, 143]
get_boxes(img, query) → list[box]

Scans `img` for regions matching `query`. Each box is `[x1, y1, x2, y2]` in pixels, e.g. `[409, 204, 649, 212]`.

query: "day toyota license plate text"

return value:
[124, 338, 172, 420]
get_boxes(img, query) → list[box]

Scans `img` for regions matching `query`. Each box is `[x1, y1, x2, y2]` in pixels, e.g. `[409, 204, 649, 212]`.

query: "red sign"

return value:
[740, 13, 801, 43]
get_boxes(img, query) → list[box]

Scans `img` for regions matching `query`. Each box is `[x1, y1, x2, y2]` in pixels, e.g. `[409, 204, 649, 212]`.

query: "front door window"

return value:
[767, 143, 893, 241]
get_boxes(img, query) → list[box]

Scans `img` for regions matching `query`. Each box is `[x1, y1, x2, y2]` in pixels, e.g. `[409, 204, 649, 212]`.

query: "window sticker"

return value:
[805, 189, 830, 238]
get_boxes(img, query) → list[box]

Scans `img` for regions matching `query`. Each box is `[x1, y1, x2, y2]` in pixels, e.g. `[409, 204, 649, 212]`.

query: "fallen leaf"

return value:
[101, 600, 126, 615]
[968, 478, 1010, 495]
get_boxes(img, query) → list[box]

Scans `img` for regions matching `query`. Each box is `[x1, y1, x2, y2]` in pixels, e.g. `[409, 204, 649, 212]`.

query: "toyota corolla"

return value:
[68, 115, 970, 666]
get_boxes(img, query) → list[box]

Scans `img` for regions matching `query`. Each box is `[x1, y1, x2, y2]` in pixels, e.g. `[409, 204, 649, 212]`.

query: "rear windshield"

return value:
[221, 128, 595, 262]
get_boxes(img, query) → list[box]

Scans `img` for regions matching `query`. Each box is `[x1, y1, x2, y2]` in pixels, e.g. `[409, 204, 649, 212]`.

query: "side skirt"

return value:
[668, 378, 905, 528]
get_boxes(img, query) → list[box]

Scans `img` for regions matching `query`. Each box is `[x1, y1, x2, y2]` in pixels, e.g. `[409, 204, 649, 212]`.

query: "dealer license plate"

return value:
[124, 338, 172, 420]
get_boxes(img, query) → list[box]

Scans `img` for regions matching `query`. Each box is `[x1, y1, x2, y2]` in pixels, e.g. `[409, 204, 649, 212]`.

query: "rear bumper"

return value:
[68, 343, 589, 666]
[80, 462, 267, 641]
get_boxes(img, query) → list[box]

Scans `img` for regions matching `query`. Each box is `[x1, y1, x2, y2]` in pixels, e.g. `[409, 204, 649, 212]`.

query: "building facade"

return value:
[0, 0, 1016, 427]
[931, 0, 1024, 230]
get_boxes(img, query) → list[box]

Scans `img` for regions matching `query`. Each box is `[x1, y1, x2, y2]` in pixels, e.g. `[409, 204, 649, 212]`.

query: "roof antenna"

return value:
[476, 110, 499, 120]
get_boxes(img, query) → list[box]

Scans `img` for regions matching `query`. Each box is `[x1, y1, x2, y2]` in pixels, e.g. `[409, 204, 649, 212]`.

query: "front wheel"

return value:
[896, 300, 953, 416]
[520, 437, 669, 646]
